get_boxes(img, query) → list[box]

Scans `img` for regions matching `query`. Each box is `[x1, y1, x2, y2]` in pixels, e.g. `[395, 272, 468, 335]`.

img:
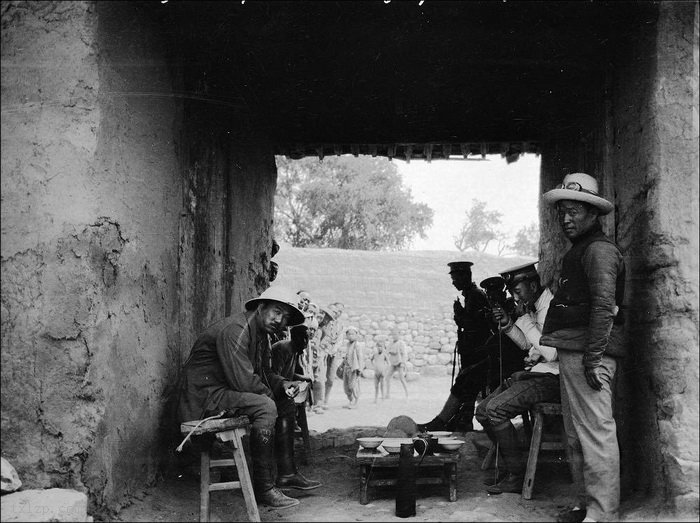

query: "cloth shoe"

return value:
[556, 506, 587, 523]
[276, 472, 322, 490]
[485, 472, 523, 494]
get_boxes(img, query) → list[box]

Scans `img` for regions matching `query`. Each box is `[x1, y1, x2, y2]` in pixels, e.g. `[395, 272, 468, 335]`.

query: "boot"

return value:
[274, 417, 321, 491]
[417, 393, 461, 432]
[480, 422, 506, 486]
[486, 421, 523, 494]
[451, 404, 475, 432]
[249, 426, 300, 509]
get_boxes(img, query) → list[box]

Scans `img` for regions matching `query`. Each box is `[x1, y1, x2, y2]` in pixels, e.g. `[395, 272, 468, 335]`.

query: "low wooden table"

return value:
[355, 446, 461, 505]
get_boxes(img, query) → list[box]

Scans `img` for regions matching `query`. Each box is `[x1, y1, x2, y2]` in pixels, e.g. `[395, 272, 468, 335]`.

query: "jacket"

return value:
[540, 224, 626, 361]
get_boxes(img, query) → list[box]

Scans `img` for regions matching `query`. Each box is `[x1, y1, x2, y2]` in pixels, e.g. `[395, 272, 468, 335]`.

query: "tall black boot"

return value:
[481, 422, 507, 486]
[486, 421, 524, 494]
[274, 417, 321, 490]
[249, 426, 299, 508]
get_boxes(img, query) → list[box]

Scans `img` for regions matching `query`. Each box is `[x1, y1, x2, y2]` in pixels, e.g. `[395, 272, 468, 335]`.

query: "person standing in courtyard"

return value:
[540, 173, 626, 523]
[176, 285, 321, 510]
[319, 304, 344, 409]
[385, 328, 409, 399]
[341, 325, 364, 409]
[370, 340, 390, 403]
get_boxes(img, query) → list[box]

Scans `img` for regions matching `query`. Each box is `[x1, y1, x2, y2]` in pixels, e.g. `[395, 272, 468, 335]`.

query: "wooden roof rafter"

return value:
[276, 141, 540, 163]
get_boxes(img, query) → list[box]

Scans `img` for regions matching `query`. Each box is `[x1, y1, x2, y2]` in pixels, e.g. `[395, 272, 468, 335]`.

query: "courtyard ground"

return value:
[114, 375, 684, 522]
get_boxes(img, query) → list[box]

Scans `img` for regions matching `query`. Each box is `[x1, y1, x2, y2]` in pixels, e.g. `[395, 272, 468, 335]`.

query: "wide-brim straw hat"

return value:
[542, 172, 614, 215]
[244, 285, 305, 326]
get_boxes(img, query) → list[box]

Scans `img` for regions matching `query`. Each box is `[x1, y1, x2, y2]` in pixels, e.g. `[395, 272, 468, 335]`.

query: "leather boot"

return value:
[486, 421, 523, 494]
[274, 417, 321, 491]
[417, 394, 460, 432]
[480, 422, 507, 486]
[249, 426, 299, 509]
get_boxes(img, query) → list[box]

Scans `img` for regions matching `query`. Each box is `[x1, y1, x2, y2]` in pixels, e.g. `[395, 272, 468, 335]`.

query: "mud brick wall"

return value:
[1, 1, 182, 512]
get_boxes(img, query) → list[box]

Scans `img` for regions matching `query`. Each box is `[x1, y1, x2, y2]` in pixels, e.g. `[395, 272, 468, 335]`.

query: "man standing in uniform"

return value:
[418, 261, 496, 432]
[177, 285, 321, 510]
[540, 173, 626, 523]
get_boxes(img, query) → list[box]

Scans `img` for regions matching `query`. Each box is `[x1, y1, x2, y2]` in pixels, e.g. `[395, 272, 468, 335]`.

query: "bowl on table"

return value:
[427, 430, 452, 438]
[357, 437, 384, 450]
[438, 438, 465, 451]
[381, 438, 413, 454]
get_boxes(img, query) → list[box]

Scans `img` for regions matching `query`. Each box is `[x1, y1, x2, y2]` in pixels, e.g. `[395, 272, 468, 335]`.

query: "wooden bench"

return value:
[180, 416, 260, 522]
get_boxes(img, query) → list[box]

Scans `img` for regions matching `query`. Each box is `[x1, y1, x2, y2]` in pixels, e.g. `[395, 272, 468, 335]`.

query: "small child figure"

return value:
[371, 340, 390, 403]
[342, 326, 363, 409]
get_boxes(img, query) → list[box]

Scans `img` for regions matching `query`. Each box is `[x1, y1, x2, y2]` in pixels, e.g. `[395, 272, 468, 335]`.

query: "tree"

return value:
[274, 155, 434, 250]
[510, 222, 540, 257]
[453, 199, 503, 252]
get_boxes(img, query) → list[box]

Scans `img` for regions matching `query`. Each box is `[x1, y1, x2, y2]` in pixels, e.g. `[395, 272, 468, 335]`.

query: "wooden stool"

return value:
[180, 416, 260, 522]
[294, 402, 311, 465]
[521, 402, 567, 500]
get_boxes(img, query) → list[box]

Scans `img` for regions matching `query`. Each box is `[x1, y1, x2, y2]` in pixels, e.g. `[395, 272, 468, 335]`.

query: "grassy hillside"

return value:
[273, 245, 535, 314]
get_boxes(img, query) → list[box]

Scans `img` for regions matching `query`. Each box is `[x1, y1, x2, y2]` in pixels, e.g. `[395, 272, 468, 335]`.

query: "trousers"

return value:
[558, 350, 619, 522]
[474, 371, 560, 427]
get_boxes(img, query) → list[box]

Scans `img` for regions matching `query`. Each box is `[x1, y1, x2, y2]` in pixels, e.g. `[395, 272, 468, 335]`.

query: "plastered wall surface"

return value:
[1, 0, 183, 513]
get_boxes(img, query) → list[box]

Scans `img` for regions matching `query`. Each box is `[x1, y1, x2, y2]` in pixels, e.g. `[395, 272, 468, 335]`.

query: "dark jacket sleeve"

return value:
[216, 321, 272, 397]
[581, 240, 624, 367]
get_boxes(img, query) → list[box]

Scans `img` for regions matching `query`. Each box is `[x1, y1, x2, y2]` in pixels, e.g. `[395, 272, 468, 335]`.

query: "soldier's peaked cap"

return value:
[447, 261, 473, 273]
[499, 261, 539, 287]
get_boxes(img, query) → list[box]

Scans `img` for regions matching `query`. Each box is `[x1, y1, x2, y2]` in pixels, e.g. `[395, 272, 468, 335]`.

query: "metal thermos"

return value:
[395, 442, 416, 518]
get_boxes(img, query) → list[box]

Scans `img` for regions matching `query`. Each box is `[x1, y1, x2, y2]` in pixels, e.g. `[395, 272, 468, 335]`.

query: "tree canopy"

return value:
[453, 199, 503, 252]
[274, 155, 434, 250]
[510, 222, 540, 257]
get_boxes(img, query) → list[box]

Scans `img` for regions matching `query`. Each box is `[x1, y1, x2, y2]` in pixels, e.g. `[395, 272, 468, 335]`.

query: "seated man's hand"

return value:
[284, 381, 301, 398]
[491, 306, 510, 327]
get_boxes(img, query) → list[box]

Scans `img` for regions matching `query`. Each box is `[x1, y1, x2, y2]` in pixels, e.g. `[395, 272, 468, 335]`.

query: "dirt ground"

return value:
[114, 375, 682, 522]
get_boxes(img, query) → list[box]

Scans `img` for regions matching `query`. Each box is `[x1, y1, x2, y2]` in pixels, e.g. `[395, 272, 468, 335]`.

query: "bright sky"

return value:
[394, 154, 541, 253]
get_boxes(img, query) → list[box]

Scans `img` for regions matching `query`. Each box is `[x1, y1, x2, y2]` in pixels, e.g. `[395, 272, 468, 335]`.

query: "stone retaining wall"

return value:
[338, 306, 458, 377]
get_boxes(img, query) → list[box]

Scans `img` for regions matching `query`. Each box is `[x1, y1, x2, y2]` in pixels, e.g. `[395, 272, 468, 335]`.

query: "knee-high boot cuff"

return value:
[274, 417, 296, 477]
[249, 426, 276, 494]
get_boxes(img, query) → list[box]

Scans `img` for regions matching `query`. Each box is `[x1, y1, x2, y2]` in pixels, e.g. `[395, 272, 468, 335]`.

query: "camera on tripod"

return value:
[479, 276, 508, 309]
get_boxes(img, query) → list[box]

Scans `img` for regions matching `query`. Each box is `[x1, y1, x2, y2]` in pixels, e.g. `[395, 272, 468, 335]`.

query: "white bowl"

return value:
[427, 430, 452, 438]
[357, 437, 384, 450]
[381, 438, 413, 454]
[438, 438, 465, 451]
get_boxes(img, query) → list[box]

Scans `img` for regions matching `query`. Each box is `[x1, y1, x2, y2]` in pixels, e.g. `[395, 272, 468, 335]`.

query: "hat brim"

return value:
[244, 298, 306, 326]
[543, 189, 613, 215]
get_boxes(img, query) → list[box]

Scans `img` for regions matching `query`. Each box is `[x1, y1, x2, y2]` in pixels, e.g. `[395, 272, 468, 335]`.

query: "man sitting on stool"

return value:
[177, 285, 321, 510]
[474, 262, 560, 494]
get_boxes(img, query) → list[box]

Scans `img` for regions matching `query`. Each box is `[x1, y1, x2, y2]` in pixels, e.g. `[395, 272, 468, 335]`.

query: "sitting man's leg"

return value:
[417, 358, 488, 432]
[476, 373, 560, 494]
[233, 392, 300, 509]
[274, 396, 322, 491]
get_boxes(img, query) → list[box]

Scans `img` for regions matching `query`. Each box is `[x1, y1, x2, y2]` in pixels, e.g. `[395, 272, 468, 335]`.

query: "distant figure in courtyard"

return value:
[342, 326, 364, 409]
[370, 340, 390, 403]
[319, 304, 344, 409]
[385, 329, 409, 399]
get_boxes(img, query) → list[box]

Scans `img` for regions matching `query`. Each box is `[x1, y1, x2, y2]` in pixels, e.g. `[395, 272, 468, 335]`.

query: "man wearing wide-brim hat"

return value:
[540, 173, 626, 523]
[177, 285, 321, 509]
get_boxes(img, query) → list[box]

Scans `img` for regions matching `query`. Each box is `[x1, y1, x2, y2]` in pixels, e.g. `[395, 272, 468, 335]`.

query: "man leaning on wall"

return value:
[540, 173, 626, 523]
